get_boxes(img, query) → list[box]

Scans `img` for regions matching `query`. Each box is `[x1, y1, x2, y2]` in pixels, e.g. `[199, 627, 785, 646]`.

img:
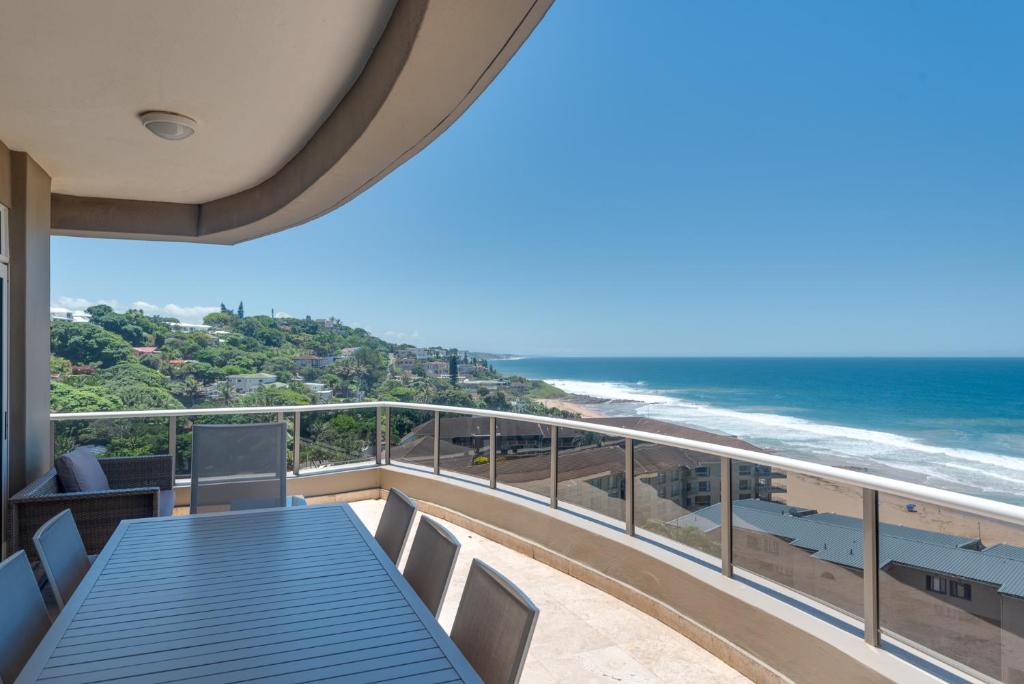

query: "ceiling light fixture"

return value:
[139, 111, 196, 141]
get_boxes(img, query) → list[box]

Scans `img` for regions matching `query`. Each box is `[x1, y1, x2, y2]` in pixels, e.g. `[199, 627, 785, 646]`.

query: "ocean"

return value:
[490, 357, 1024, 504]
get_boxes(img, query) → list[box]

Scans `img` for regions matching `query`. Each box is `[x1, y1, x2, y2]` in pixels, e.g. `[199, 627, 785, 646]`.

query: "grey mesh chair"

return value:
[191, 422, 304, 513]
[0, 551, 51, 684]
[451, 559, 540, 684]
[32, 509, 92, 611]
[374, 488, 417, 564]
[403, 517, 461, 616]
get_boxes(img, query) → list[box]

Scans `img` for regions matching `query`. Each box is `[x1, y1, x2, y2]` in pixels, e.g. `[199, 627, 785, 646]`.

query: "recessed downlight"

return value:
[139, 111, 196, 141]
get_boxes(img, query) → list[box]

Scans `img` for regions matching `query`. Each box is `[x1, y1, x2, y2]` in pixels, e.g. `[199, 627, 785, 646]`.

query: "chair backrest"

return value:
[374, 488, 417, 564]
[0, 551, 51, 684]
[450, 559, 540, 684]
[191, 422, 287, 514]
[32, 509, 91, 611]
[403, 517, 461, 616]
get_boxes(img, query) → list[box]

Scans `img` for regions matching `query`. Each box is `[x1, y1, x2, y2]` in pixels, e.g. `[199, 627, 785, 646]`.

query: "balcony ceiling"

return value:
[0, 0, 552, 244]
[0, 0, 396, 205]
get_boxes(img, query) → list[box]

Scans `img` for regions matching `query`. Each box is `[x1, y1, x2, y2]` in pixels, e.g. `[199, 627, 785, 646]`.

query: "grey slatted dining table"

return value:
[17, 503, 482, 683]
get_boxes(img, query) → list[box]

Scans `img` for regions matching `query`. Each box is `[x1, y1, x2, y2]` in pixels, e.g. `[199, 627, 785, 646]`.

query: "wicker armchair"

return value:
[9, 454, 173, 561]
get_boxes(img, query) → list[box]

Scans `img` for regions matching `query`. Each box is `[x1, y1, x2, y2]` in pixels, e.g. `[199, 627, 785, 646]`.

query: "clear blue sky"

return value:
[52, 2, 1024, 357]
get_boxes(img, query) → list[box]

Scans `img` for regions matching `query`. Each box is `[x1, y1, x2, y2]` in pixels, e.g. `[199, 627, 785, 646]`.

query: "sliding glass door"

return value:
[0, 205, 9, 558]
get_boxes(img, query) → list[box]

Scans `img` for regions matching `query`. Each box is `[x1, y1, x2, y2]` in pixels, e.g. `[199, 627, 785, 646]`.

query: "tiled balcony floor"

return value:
[343, 498, 749, 683]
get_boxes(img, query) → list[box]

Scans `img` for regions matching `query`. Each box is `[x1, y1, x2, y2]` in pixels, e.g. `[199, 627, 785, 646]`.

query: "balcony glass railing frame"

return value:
[50, 400, 1024, 676]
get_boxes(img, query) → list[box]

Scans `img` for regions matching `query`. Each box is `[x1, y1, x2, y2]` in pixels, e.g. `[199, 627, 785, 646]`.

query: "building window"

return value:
[695, 466, 710, 477]
[657, 472, 667, 484]
[672, 482, 681, 497]
[949, 581, 972, 600]
[925, 575, 947, 594]
[738, 479, 751, 491]
[737, 465, 752, 475]
[698, 481, 710, 492]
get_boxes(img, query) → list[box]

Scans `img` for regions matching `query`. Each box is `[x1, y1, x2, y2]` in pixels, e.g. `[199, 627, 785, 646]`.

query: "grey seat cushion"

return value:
[158, 489, 176, 517]
[56, 449, 111, 492]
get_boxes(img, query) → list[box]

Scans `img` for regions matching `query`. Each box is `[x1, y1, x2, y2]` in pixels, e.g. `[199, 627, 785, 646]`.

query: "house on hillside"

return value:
[50, 307, 91, 323]
[303, 382, 333, 403]
[168, 322, 210, 333]
[227, 373, 277, 394]
[295, 354, 335, 369]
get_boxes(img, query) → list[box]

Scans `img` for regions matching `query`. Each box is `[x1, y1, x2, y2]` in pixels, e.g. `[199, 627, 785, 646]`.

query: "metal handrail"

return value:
[50, 400, 1024, 526]
[48, 398, 1024, 662]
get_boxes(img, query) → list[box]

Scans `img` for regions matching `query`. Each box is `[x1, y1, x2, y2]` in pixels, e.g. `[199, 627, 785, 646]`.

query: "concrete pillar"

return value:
[8, 151, 51, 495]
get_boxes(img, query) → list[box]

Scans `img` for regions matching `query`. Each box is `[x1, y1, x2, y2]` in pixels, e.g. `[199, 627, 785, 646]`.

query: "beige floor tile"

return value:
[535, 646, 658, 683]
[347, 499, 749, 684]
[622, 637, 747, 682]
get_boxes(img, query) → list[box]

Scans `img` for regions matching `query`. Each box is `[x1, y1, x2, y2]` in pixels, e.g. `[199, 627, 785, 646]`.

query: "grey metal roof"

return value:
[726, 497, 817, 517]
[668, 499, 1024, 598]
[983, 544, 1024, 561]
[809, 512, 978, 549]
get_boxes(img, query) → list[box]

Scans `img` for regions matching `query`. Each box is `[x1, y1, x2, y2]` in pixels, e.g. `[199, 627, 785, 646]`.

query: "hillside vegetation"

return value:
[50, 304, 565, 469]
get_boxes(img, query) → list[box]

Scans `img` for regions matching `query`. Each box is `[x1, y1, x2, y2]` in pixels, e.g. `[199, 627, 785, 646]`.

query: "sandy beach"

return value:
[544, 392, 1024, 547]
[538, 397, 607, 419]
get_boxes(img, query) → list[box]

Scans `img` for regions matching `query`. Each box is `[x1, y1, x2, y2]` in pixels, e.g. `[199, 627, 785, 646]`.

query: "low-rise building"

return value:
[168, 322, 211, 333]
[460, 378, 510, 390]
[295, 354, 335, 368]
[303, 382, 333, 403]
[422, 361, 450, 377]
[669, 499, 1024, 680]
[227, 373, 277, 394]
[50, 306, 91, 323]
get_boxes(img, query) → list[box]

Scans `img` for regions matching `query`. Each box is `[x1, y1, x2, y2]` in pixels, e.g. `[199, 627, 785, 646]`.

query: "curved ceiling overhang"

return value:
[49, 0, 552, 244]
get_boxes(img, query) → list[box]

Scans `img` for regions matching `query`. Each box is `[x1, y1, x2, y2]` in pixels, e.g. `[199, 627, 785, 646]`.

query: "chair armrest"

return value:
[9, 487, 160, 559]
[100, 454, 173, 490]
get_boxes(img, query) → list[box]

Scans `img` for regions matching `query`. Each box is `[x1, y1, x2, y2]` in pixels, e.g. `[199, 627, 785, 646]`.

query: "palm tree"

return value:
[183, 376, 202, 406]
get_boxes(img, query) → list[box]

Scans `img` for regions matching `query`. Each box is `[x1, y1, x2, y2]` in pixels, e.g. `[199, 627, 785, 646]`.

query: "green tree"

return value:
[241, 385, 309, 407]
[449, 354, 458, 386]
[51, 381, 124, 413]
[180, 376, 203, 406]
[95, 363, 182, 409]
[237, 301, 245, 319]
[51, 321, 135, 367]
[203, 311, 236, 328]
[51, 355, 73, 377]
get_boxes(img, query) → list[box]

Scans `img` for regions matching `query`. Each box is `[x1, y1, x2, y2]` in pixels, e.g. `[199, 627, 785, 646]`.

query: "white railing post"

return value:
[384, 407, 391, 465]
[721, 456, 733, 577]
[488, 417, 497, 488]
[168, 417, 176, 481]
[292, 411, 301, 477]
[625, 438, 635, 535]
[375, 406, 382, 466]
[432, 410, 440, 475]
[549, 425, 558, 508]
[863, 488, 880, 647]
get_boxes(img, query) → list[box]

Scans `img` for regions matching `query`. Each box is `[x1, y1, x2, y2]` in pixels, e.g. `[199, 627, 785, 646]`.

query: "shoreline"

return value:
[538, 395, 609, 419]
[539, 390, 1024, 547]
